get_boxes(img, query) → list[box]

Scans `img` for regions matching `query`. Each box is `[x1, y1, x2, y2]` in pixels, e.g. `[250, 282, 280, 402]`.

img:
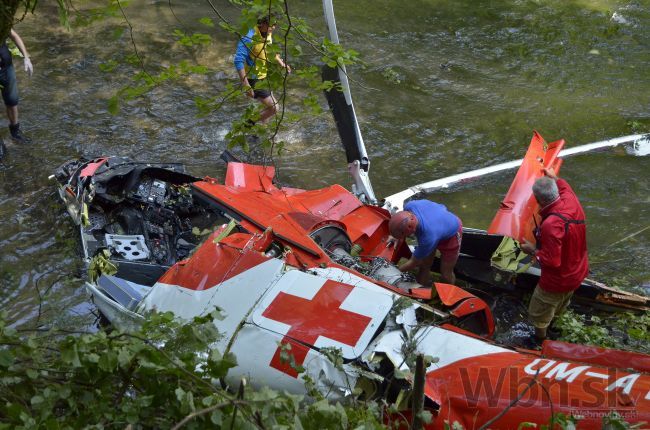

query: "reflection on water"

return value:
[0, 0, 648, 328]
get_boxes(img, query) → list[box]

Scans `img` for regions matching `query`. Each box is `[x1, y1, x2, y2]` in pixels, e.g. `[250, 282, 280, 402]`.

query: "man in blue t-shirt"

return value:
[388, 200, 462, 286]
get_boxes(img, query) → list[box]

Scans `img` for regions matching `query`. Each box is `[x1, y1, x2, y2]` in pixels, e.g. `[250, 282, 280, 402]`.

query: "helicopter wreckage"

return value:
[53, 144, 650, 428]
[51, 0, 650, 426]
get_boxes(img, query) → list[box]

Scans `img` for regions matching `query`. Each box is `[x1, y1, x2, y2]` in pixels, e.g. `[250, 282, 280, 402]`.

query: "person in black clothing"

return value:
[1, 29, 33, 143]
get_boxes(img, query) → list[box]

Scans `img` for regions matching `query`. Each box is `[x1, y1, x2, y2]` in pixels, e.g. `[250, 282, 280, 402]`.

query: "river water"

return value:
[1, 0, 648, 329]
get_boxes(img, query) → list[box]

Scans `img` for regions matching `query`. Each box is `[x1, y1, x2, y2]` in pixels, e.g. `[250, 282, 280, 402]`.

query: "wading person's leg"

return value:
[258, 94, 278, 123]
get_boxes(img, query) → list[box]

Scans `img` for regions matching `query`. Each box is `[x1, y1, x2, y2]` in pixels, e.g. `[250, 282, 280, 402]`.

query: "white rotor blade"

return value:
[383, 133, 649, 212]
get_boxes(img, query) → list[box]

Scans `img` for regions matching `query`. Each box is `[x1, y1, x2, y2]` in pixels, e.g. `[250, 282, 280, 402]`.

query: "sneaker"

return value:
[9, 123, 30, 143]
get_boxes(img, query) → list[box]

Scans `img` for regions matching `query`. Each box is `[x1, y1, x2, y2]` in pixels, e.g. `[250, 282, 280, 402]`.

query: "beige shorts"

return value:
[528, 286, 574, 329]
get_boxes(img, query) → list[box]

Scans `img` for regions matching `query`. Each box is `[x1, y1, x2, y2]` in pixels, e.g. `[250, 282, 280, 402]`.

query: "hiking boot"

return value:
[9, 123, 30, 143]
[547, 326, 562, 340]
[522, 335, 545, 350]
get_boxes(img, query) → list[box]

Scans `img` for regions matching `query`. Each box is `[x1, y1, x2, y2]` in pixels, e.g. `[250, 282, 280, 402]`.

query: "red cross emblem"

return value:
[262, 280, 372, 377]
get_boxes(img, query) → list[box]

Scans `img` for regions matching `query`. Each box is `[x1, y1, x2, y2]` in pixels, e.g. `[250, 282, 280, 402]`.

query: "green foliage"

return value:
[99, 59, 118, 72]
[602, 411, 644, 429]
[1, 310, 224, 428]
[172, 29, 212, 47]
[87, 249, 118, 283]
[0, 310, 386, 429]
[626, 119, 650, 133]
[8, 45, 23, 58]
[111, 26, 125, 40]
[555, 310, 650, 354]
[542, 413, 580, 430]
[555, 310, 614, 348]
[78, 0, 363, 154]
[108, 60, 208, 114]
[321, 38, 360, 69]
[447, 413, 636, 430]
[198, 17, 214, 28]
[320, 346, 344, 370]
[621, 311, 650, 343]
[71, 1, 127, 28]
[444, 420, 465, 430]
[55, 0, 71, 30]
[382, 67, 402, 85]
[601, 23, 621, 38]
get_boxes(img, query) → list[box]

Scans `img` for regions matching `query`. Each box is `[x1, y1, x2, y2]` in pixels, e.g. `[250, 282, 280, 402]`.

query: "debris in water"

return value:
[611, 11, 629, 25]
[628, 135, 650, 156]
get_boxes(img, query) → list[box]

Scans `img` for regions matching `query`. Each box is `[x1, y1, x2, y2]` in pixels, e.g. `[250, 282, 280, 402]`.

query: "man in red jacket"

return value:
[521, 167, 589, 344]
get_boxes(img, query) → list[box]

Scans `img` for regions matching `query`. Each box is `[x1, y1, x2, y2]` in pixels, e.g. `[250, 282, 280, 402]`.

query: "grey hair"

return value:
[532, 177, 559, 206]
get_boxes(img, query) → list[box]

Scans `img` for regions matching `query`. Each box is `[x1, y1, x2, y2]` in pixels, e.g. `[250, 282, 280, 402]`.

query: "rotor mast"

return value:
[322, 0, 377, 204]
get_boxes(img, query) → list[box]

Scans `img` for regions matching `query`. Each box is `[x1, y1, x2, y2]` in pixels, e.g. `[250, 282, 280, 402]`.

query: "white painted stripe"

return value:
[228, 324, 356, 399]
[141, 258, 286, 351]
[419, 327, 512, 371]
[585, 371, 609, 380]
[369, 326, 511, 373]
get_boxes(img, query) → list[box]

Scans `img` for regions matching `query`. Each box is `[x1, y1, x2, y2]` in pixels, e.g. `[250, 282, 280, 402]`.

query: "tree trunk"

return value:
[410, 354, 426, 430]
[1, 1, 21, 42]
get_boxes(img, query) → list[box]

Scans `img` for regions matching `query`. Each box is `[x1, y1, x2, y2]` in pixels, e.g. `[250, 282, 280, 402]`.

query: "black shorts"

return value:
[0, 65, 19, 107]
[248, 78, 272, 100]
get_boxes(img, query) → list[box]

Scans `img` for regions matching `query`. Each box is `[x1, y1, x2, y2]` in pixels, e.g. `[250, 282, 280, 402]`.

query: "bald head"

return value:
[532, 176, 559, 207]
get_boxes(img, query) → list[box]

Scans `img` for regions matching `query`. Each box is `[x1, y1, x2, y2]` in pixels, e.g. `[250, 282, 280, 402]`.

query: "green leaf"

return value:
[419, 410, 433, 425]
[112, 27, 125, 40]
[199, 17, 214, 27]
[107, 95, 120, 115]
[98, 350, 118, 372]
[210, 410, 223, 425]
[99, 60, 118, 72]
[118, 348, 133, 368]
[59, 386, 72, 400]
[517, 422, 537, 429]
[60, 340, 82, 368]
[137, 355, 164, 370]
[86, 352, 100, 363]
[175, 387, 186, 402]
[0, 350, 14, 368]
[207, 351, 237, 378]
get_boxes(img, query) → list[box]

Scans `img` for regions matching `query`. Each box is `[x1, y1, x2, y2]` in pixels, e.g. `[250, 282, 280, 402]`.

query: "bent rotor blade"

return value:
[383, 133, 649, 211]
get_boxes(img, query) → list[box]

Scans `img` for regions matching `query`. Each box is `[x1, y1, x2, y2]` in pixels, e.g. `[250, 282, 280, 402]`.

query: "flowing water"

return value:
[1, 0, 648, 329]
